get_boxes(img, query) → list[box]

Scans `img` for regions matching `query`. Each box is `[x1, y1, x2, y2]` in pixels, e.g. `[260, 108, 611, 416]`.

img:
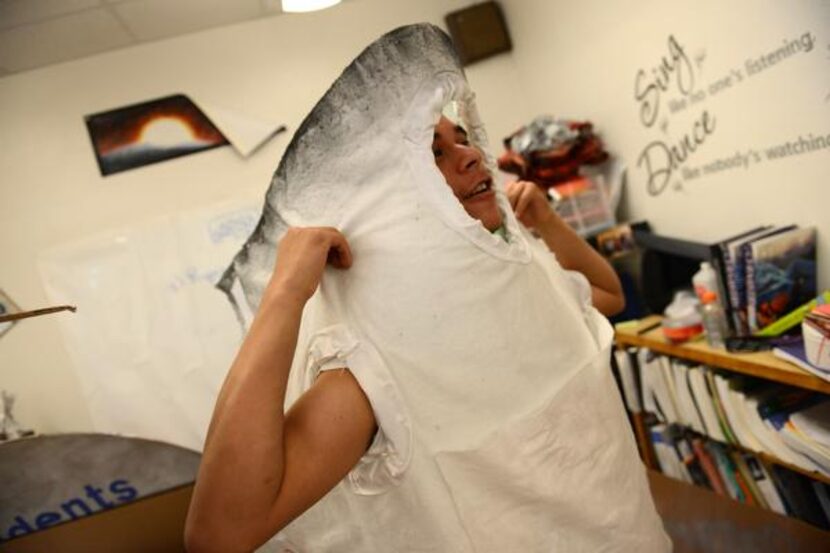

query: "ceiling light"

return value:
[281, 0, 342, 13]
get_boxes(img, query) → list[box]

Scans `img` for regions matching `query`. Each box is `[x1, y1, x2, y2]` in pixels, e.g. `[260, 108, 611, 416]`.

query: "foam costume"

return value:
[219, 24, 671, 553]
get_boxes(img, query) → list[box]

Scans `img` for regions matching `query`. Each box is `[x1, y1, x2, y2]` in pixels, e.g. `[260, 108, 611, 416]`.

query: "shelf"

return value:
[615, 315, 830, 395]
[616, 315, 830, 530]
[753, 447, 830, 486]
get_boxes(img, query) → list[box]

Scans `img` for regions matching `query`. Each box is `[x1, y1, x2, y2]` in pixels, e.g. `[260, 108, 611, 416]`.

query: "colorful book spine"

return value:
[724, 227, 774, 332]
[675, 434, 712, 489]
[710, 227, 768, 334]
[692, 437, 727, 496]
[706, 441, 746, 503]
[745, 455, 788, 515]
[730, 450, 765, 508]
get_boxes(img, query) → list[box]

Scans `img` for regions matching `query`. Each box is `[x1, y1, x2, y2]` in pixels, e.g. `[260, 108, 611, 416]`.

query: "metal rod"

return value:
[0, 305, 77, 323]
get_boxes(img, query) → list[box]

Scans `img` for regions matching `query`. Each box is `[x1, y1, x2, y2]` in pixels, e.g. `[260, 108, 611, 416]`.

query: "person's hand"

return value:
[266, 227, 352, 305]
[505, 180, 556, 230]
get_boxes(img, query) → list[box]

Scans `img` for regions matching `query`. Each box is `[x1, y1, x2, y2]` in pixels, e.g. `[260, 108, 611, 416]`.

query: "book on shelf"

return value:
[741, 452, 788, 515]
[812, 481, 830, 524]
[781, 401, 830, 475]
[709, 226, 769, 334]
[723, 226, 776, 334]
[790, 401, 830, 451]
[658, 356, 682, 423]
[645, 420, 830, 527]
[732, 226, 797, 334]
[638, 349, 679, 424]
[648, 425, 797, 514]
[688, 365, 725, 442]
[621, 345, 830, 479]
[731, 449, 769, 509]
[650, 424, 688, 482]
[691, 437, 727, 495]
[641, 399, 830, 527]
[675, 432, 712, 489]
[612, 348, 642, 412]
[742, 384, 809, 468]
[745, 227, 817, 333]
[715, 374, 762, 451]
[637, 349, 665, 421]
[670, 358, 705, 433]
[706, 440, 754, 504]
[615, 336, 830, 528]
[769, 465, 830, 529]
[704, 368, 737, 444]
[781, 420, 830, 476]
[773, 339, 830, 384]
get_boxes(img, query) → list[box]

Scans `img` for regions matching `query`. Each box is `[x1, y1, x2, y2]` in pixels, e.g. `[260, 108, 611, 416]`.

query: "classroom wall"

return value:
[501, 0, 829, 287]
[0, 0, 534, 438]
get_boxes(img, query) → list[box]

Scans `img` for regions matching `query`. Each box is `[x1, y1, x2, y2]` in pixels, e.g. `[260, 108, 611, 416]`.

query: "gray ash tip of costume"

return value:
[275, 23, 461, 187]
[219, 23, 465, 312]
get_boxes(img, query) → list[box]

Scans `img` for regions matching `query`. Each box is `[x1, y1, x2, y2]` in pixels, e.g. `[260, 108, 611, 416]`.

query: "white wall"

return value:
[502, 0, 829, 286]
[0, 0, 535, 437]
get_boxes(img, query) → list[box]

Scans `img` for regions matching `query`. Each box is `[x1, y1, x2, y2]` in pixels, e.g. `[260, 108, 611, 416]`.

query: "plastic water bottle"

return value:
[700, 291, 729, 349]
[692, 262, 719, 302]
[692, 262, 730, 349]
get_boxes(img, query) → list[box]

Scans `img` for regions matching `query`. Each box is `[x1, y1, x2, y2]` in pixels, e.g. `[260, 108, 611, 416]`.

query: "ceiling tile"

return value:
[0, 8, 133, 72]
[0, 0, 103, 31]
[112, 0, 262, 42]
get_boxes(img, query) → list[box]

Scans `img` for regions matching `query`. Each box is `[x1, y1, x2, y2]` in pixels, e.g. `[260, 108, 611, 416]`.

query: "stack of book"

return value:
[649, 425, 830, 529]
[782, 402, 830, 476]
[774, 339, 830, 384]
[707, 225, 817, 336]
[805, 307, 830, 337]
[613, 347, 830, 528]
[773, 305, 830, 383]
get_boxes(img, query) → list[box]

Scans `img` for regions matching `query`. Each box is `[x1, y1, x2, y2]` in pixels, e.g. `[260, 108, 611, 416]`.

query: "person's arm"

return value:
[506, 180, 625, 316]
[185, 227, 377, 553]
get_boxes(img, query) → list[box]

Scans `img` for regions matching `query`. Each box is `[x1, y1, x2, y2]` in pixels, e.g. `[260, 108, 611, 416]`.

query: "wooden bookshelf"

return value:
[753, 446, 830, 486]
[615, 315, 830, 521]
[615, 315, 830, 395]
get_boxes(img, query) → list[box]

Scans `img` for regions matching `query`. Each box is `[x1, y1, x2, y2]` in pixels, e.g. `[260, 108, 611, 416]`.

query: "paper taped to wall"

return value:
[38, 198, 260, 451]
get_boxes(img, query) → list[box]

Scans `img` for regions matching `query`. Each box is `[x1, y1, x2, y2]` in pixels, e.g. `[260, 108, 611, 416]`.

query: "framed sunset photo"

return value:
[85, 94, 229, 176]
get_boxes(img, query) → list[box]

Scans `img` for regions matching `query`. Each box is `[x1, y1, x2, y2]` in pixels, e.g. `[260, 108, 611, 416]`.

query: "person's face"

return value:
[432, 116, 502, 231]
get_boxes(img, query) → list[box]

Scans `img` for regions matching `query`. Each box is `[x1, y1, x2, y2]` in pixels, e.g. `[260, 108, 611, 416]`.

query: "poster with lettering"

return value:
[0, 434, 199, 541]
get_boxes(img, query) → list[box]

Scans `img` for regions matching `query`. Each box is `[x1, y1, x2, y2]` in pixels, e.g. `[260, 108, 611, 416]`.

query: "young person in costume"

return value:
[187, 24, 670, 553]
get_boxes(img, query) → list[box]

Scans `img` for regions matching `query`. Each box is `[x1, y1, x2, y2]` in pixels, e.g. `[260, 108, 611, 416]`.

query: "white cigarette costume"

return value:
[219, 24, 671, 553]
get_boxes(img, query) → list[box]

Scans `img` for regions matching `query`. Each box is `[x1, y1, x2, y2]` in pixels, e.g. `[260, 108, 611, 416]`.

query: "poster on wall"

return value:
[39, 198, 261, 450]
[84, 94, 229, 176]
